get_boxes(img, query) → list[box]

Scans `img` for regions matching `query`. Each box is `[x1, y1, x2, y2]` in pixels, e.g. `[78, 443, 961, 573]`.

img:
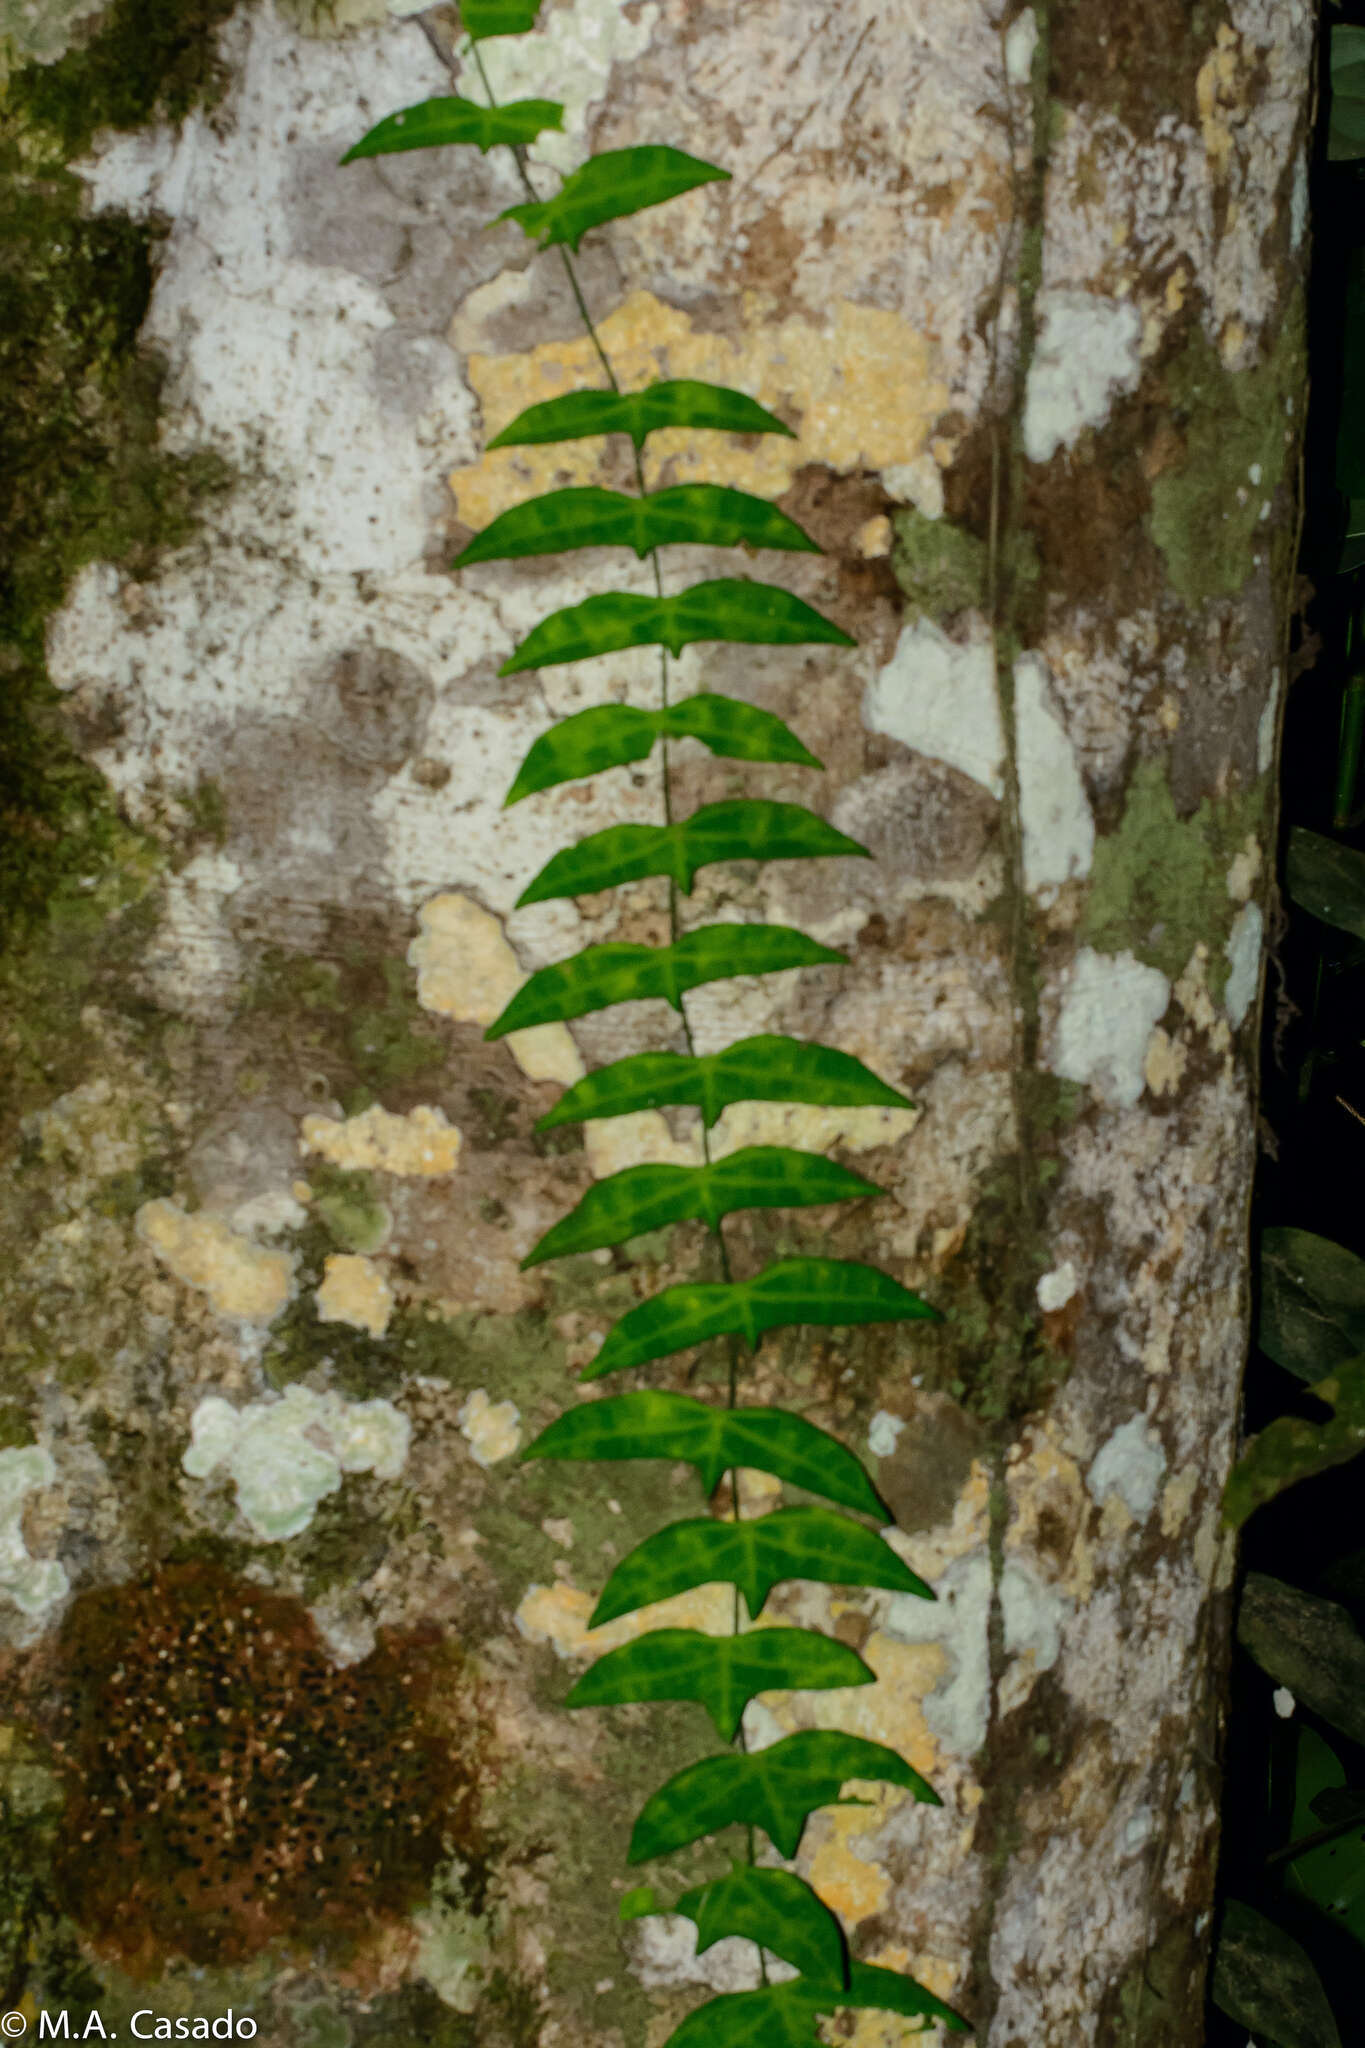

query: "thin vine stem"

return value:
[461, 26, 766, 1939]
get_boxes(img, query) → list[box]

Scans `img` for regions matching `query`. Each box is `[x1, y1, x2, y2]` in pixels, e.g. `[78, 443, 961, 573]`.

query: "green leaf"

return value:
[584, 1257, 938, 1381]
[618, 1885, 658, 1922]
[456, 485, 818, 567]
[676, 1864, 848, 1986]
[506, 695, 820, 802]
[460, 0, 540, 37]
[1210, 1901, 1343, 2048]
[630, 1729, 939, 1863]
[485, 928, 843, 1035]
[340, 95, 562, 163]
[1237, 1574, 1365, 1750]
[500, 580, 856, 673]
[1222, 1356, 1365, 1529]
[522, 1389, 889, 1518]
[496, 145, 730, 252]
[488, 379, 795, 453]
[659, 1963, 968, 2046]
[522, 1146, 881, 1266]
[1330, 25, 1365, 161]
[1259, 1227, 1365, 1383]
[1285, 826, 1365, 940]
[565, 1625, 873, 1741]
[590, 1506, 932, 1626]
[539, 1037, 912, 1131]
[517, 801, 868, 906]
[1285, 1725, 1365, 1951]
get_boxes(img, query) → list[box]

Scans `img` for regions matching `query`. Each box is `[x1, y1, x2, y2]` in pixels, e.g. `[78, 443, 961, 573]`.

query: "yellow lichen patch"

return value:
[449, 290, 949, 528]
[1144, 1025, 1188, 1099]
[301, 1102, 463, 1177]
[1226, 834, 1263, 902]
[458, 1387, 522, 1468]
[1174, 944, 1232, 1053]
[856, 514, 893, 558]
[582, 1100, 922, 1178]
[1196, 22, 1247, 183]
[408, 892, 584, 1088]
[1004, 1428, 1093, 1605]
[833, 1944, 961, 2048]
[805, 1802, 892, 1923]
[315, 1252, 394, 1337]
[1161, 1466, 1201, 1539]
[136, 1200, 293, 1325]
[514, 1578, 735, 1659]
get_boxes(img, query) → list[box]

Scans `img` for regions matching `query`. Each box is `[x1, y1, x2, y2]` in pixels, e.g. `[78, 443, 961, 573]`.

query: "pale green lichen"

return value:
[1147, 307, 1304, 602]
[182, 1386, 411, 1540]
[891, 509, 989, 617]
[1081, 758, 1262, 997]
[0, 1447, 68, 1614]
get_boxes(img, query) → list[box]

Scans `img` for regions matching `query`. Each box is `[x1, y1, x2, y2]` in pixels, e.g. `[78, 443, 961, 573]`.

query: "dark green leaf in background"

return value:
[565, 1625, 873, 1741]
[589, 1506, 931, 1625]
[539, 1037, 910, 1131]
[1286, 826, 1365, 940]
[500, 580, 855, 672]
[583, 1258, 937, 1380]
[1259, 1226, 1365, 1382]
[485, 927, 843, 1035]
[675, 1864, 848, 1985]
[1223, 1358, 1365, 1527]
[505, 695, 820, 802]
[630, 1728, 939, 1862]
[488, 379, 795, 452]
[1236, 1574, 1365, 1749]
[1330, 25, 1365, 163]
[456, 484, 818, 566]
[522, 1389, 890, 1516]
[1284, 1725, 1365, 1952]
[516, 800, 867, 905]
[1211, 1899, 1342, 2048]
[521, 1146, 881, 1265]
[340, 95, 562, 162]
[496, 145, 729, 252]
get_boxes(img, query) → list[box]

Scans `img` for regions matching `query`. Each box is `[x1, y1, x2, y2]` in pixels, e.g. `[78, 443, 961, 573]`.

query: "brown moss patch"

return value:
[1048, 0, 1209, 131]
[20, 1564, 483, 1973]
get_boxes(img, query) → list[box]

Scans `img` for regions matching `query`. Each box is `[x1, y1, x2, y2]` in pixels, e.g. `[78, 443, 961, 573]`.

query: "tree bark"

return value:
[0, 0, 1313, 2042]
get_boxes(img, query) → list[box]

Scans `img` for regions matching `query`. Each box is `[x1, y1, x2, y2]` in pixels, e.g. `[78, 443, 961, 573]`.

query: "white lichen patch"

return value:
[1022, 292, 1143, 464]
[1224, 901, 1263, 1028]
[1036, 1261, 1078, 1313]
[182, 1387, 410, 1541]
[1047, 948, 1172, 1109]
[457, 1388, 521, 1468]
[301, 1101, 462, 1176]
[408, 892, 583, 1087]
[868, 1410, 908, 1458]
[136, 1199, 294, 1325]
[1226, 834, 1263, 903]
[1004, 6, 1039, 84]
[316, 1252, 394, 1336]
[0, 1448, 69, 1617]
[1014, 655, 1095, 890]
[1086, 1416, 1167, 1522]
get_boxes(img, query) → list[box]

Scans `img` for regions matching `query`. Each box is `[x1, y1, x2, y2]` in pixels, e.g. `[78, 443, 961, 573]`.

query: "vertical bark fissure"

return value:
[971, 5, 1054, 2031]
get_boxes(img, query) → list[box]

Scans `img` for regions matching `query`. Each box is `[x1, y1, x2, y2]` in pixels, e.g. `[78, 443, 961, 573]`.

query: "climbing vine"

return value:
[345, 5, 968, 2038]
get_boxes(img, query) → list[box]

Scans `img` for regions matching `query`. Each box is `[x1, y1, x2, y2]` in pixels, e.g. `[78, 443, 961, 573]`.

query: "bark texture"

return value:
[0, 0, 1312, 2041]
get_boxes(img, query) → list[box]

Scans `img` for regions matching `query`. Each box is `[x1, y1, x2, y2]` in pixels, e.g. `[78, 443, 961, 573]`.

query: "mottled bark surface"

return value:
[0, 0, 1311, 2042]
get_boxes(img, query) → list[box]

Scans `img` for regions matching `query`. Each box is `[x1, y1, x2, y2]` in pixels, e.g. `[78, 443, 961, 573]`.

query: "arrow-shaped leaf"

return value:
[523, 1390, 889, 1517]
[590, 1506, 932, 1626]
[585, 1259, 938, 1381]
[517, 801, 868, 905]
[661, 1966, 968, 2047]
[539, 1037, 912, 1130]
[522, 1146, 881, 1266]
[565, 1626, 873, 1741]
[496, 145, 730, 252]
[460, 0, 540, 36]
[501, 580, 855, 673]
[507, 695, 819, 802]
[456, 484, 818, 567]
[485, 927, 843, 1036]
[506, 695, 820, 802]
[489, 378, 795, 452]
[341, 95, 562, 163]
[675, 1864, 848, 1986]
[630, 1729, 939, 1863]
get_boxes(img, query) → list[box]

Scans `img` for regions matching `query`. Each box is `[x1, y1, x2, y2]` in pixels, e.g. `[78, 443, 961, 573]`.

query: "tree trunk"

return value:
[0, 0, 1312, 2042]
